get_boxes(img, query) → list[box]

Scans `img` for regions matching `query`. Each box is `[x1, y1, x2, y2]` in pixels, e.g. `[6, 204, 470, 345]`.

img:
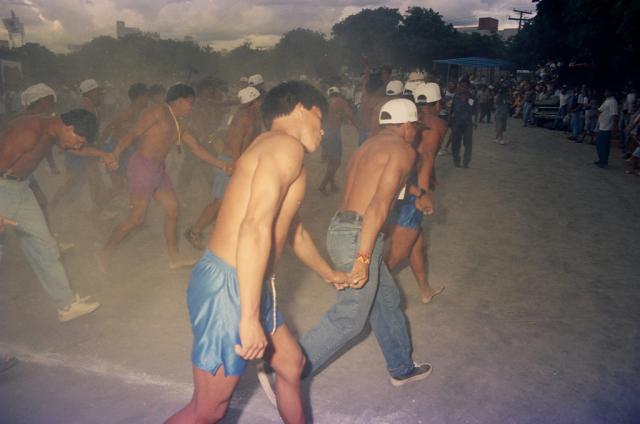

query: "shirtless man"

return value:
[386, 83, 446, 304]
[357, 72, 386, 145]
[299, 98, 432, 387]
[98, 83, 230, 271]
[166, 81, 347, 424]
[99, 82, 150, 205]
[318, 86, 356, 195]
[184, 86, 262, 249]
[0, 109, 101, 322]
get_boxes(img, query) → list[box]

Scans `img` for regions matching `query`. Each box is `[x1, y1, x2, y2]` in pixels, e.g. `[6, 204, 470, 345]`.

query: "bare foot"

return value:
[421, 286, 445, 304]
[169, 257, 198, 270]
[95, 250, 109, 273]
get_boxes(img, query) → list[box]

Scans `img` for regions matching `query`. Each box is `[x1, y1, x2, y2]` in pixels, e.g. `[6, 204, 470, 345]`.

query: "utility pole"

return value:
[509, 8, 532, 31]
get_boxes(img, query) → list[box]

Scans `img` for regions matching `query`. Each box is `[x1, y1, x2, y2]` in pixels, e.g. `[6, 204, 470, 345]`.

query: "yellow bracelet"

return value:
[355, 253, 371, 265]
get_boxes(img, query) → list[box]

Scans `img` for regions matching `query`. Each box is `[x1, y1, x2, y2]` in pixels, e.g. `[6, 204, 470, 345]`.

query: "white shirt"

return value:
[597, 97, 619, 131]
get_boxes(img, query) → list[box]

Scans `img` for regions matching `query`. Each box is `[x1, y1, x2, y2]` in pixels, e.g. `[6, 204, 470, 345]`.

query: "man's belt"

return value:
[334, 210, 363, 225]
[0, 172, 28, 181]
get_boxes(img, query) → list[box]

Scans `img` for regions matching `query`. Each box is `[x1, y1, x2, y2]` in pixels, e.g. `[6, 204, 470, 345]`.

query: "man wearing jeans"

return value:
[300, 98, 433, 386]
[594, 89, 619, 168]
[449, 79, 476, 168]
[0, 110, 102, 322]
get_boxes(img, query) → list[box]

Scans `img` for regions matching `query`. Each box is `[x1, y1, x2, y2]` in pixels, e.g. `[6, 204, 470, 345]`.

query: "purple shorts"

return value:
[127, 152, 173, 199]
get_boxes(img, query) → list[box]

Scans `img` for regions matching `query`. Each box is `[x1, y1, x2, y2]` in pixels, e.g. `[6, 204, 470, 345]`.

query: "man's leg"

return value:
[165, 365, 240, 424]
[10, 185, 75, 309]
[450, 128, 463, 167]
[300, 225, 382, 376]
[386, 225, 420, 270]
[368, 261, 414, 378]
[462, 125, 473, 167]
[154, 188, 194, 268]
[265, 324, 305, 424]
[98, 194, 150, 270]
[409, 232, 444, 304]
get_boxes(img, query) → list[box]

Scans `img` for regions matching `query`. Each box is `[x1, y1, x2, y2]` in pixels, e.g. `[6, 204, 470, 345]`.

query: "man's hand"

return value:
[416, 193, 434, 216]
[349, 259, 369, 289]
[234, 318, 268, 360]
[102, 152, 119, 171]
[326, 270, 350, 291]
[223, 161, 234, 176]
[0, 215, 17, 234]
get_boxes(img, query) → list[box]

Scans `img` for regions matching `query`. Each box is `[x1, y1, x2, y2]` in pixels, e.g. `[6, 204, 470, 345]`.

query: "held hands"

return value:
[223, 161, 234, 176]
[326, 270, 350, 291]
[101, 152, 119, 171]
[348, 258, 369, 289]
[234, 318, 268, 360]
[416, 193, 434, 216]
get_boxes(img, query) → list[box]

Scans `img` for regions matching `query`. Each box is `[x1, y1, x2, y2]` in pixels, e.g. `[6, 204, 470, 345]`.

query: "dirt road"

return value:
[1, 120, 639, 423]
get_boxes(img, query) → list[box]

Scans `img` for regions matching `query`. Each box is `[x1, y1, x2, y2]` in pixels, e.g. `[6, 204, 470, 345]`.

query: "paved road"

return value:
[1, 120, 639, 423]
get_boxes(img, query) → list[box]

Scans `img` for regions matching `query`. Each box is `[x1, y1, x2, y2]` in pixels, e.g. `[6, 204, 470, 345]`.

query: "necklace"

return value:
[166, 104, 182, 153]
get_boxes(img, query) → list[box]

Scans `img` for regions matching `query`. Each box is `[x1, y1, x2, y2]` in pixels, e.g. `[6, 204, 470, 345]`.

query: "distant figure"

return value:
[386, 83, 446, 304]
[98, 84, 229, 271]
[300, 98, 433, 388]
[183, 86, 261, 250]
[319, 86, 356, 195]
[494, 88, 510, 145]
[0, 109, 101, 322]
[449, 79, 476, 168]
[593, 88, 619, 168]
[165, 81, 346, 424]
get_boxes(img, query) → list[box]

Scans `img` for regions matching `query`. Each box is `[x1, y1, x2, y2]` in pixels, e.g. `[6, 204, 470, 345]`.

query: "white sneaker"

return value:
[58, 294, 100, 323]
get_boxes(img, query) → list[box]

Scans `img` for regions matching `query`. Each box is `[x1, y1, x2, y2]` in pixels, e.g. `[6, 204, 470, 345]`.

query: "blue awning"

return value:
[433, 57, 512, 68]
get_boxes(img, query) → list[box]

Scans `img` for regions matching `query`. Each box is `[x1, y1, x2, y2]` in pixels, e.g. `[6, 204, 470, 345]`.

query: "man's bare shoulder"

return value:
[254, 131, 305, 159]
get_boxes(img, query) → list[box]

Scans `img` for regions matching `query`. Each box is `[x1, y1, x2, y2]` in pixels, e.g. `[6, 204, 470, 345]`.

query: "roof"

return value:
[433, 57, 512, 68]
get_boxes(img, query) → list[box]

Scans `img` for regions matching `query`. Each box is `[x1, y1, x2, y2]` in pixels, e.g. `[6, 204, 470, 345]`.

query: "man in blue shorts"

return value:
[166, 81, 347, 424]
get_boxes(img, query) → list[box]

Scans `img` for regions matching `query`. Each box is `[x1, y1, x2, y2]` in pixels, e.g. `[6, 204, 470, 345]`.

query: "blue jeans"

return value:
[0, 178, 75, 309]
[570, 111, 584, 139]
[595, 130, 612, 165]
[451, 124, 473, 167]
[300, 213, 414, 378]
[522, 102, 533, 126]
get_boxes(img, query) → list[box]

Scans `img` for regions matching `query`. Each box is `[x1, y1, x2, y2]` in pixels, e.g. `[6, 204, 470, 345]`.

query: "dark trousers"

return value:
[451, 124, 473, 167]
[479, 103, 491, 123]
[595, 130, 612, 165]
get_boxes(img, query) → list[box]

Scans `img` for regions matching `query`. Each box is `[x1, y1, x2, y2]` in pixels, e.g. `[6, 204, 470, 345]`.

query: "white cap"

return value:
[238, 86, 260, 104]
[407, 71, 425, 82]
[379, 98, 418, 125]
[248, 74, 264, 86]
[21, 83, 57, 107]
[385, 80, 404, 96]
[413, 82, 441, 104]
[79, 79, 99, 94]
[327, 86, 340, 96]
[403, 80, 424, 96]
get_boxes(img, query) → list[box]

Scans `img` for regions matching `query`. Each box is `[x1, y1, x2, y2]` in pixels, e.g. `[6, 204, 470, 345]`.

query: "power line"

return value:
[508, 8, 533, 31]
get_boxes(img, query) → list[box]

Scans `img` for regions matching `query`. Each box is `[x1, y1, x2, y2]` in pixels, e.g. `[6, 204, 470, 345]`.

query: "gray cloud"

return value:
[0, 0, 534, 52]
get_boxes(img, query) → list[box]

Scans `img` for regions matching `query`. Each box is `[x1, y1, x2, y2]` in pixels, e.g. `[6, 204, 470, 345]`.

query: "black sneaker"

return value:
[390, 362, 432, 387]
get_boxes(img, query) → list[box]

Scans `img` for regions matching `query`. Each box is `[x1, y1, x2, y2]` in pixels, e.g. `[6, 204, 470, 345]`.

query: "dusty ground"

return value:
[1, 120, 639, 424]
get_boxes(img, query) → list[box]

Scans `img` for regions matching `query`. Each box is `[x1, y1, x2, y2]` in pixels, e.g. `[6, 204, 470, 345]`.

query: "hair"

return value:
[128, 83, 148, 101]
[60, 109, 98, 144]
[260, 80, 328, 130]
[148, 84, 166, 97]
[165, 83, 195, 103]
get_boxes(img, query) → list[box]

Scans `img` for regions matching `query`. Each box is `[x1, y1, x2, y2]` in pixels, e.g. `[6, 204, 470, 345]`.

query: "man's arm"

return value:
[350, 150, 413, 288]
[182, 130, 231, 174]
[225, 113, 249, 161]
[234, 142, 304, 360]
[288, 215, 348, 290]
[413, 128, 441, 215]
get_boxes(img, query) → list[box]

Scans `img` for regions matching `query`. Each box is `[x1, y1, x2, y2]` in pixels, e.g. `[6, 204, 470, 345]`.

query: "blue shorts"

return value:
[394, 195, 423, 230]
[212, 154, 232, 199]
[187, 250, 284, 376]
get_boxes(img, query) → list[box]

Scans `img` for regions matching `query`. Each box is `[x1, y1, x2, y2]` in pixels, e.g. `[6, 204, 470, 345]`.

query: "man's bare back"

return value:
[341, 129, 415, 216]
[118, 104, 182, 161]
[325, 96, 354, 130]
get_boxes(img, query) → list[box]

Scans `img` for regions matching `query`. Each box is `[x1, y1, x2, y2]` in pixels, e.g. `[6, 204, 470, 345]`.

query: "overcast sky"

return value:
[0, 0, 535, 53]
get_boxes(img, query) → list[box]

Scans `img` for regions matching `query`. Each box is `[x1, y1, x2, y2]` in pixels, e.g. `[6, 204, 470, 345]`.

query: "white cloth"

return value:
[597, 97, 619, 131]
[21, 83, 56, 107]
